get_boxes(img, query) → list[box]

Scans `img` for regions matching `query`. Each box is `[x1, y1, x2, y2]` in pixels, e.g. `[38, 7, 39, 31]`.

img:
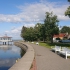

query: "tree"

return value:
[21, 12, 59, 43]
[68, 0, 70, 2]
[21, 26, 27, 40]
[65, 0, 70, 17]
[34, 23, 42, 41]
[40, 24, 46, 42]
[21, 26, 34, 41]
[60, 26, 70, 34]
[44, 12, 59, 43]
[21, 24, 42, 41]
[24, 27, 37, 41]
[65, 6, 70, 17]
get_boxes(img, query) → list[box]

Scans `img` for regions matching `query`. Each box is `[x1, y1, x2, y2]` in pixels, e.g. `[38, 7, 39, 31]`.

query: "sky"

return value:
[0, 0, 70, 40]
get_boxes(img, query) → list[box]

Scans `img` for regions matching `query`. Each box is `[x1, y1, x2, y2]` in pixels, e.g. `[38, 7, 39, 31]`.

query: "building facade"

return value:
[0, 35, 12, 45]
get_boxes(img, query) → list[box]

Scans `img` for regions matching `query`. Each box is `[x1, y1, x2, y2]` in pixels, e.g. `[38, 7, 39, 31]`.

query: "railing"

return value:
[0, 40, 12, 42]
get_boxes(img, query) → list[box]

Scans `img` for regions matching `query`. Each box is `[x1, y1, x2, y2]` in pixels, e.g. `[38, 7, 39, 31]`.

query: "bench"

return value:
[51, 45, 61, 53]
[36, 42, 39, 45]
[59, 47, 70, 59]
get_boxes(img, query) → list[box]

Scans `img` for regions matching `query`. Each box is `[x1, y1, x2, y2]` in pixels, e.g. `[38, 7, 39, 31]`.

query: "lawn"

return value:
[39, 42, 51, 49]
[39, 42, 70, 49]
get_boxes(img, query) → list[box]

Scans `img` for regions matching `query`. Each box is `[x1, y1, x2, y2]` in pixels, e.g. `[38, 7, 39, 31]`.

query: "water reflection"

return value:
[0, 45, 12, 51]
[0, 44, 25, 70]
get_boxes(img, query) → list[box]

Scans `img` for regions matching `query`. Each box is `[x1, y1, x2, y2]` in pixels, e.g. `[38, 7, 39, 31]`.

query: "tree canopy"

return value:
[60, 26, 70, 34]
[44, 12, 59, 43]
[68, 0, 70, 2]
[21, 12, 59, 43]
[21, 23, 43, 41]
[65, 6, 70, 17]
[65, 0, 70, 17]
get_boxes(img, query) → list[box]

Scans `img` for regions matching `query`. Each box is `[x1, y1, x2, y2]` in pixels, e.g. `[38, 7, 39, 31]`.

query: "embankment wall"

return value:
[9, 42, 34, 70]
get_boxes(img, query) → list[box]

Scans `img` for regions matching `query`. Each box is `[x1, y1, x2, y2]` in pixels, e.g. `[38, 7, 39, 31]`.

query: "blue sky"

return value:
[0, 0, 69, 39]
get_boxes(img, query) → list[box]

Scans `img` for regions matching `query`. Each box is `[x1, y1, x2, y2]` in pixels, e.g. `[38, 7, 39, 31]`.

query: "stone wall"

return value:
[9, 42, 34, 70]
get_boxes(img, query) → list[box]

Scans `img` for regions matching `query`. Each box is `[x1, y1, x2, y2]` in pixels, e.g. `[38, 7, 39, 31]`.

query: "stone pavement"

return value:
[29, 43, 70, 70]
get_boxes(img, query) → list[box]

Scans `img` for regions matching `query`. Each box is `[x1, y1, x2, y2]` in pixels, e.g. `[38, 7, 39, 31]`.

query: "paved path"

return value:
[28, 43, 70, 70]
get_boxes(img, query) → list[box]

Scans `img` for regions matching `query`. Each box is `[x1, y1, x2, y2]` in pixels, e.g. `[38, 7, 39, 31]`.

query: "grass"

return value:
[29, 41, 70, 49]
[39, 42, 52, 49]
[39, 42, 70, 49]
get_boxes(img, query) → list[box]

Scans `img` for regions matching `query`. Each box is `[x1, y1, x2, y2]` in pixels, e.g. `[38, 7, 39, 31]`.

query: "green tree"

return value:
[34, 23, 42, 41]
[24, 27, 36, 41]
[65, 0, 70, 17]
[68, 0, 70, 2]
[60, 26, 70, 34]
[65, 6, 70, 17]
[40, 24, 46, 42]
[21, 26, 27, 40]
[21, 25, 40, 41]
[44, 12, 59, 43]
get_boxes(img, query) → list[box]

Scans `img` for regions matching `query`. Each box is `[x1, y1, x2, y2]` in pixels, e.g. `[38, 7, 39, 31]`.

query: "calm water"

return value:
[0, 44, 24, 70]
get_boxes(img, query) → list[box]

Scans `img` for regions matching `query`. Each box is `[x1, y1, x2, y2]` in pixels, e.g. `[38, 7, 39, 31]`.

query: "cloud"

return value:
[18, 2, 70, 22]
[0, 1, 69, 23]
[4, 22, 36, 39]
[0, 14, 21, 23]
[0, 1, 70, 39]
[24, 23, 35, 27]
[4, 26, 22, 39]
[5, 31, 9, 33]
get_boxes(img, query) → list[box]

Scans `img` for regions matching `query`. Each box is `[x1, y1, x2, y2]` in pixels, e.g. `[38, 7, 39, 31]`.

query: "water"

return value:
[0, 44, 25, 70]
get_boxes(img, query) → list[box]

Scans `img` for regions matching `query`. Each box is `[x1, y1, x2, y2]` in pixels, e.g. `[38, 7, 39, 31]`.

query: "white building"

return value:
[0, 35, 12, 45]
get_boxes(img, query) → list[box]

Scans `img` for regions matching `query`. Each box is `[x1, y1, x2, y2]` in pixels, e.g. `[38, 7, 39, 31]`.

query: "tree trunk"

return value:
[51, 35, 53, 43]
[43, 38, 45, 42]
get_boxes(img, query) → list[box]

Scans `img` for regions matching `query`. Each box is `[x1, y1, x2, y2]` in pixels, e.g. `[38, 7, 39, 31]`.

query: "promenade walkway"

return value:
[29, 43, 70, 70]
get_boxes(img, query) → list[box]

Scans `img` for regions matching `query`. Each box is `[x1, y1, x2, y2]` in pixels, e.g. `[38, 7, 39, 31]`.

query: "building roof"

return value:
[53, 33, 66, 38]
[0, 35, 12, 38]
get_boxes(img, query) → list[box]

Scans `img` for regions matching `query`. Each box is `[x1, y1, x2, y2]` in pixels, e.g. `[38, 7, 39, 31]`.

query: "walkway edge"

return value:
[9, 42, 35, 70]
